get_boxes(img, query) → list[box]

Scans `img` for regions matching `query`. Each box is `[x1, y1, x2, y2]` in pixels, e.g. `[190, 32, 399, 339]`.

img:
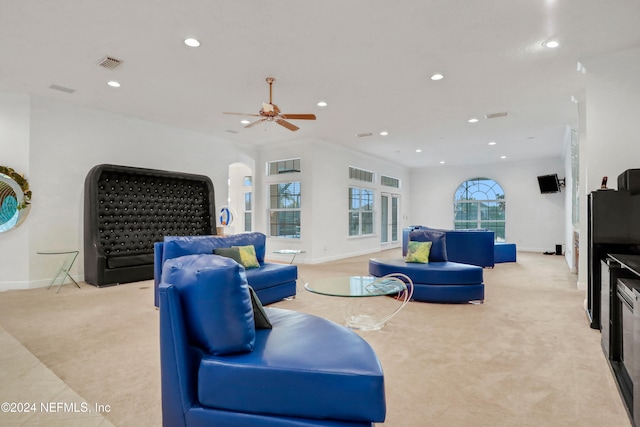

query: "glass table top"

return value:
[304, 275, 406, 297]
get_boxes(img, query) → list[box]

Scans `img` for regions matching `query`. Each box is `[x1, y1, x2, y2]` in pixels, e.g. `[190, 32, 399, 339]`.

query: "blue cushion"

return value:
[409, 228, 448, 261]
[197, 308, 386, 422]
[369, 258, 483, 285]
[163, 233, 267, 263]
[162, 254, 255, 355]
[244, 262, 298, 292]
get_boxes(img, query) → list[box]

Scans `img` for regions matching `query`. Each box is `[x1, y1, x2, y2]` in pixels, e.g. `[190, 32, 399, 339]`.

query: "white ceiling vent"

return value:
[49, 84, 76, 94]
[484, 112, 508, 119]
[98, 56, 124, 70]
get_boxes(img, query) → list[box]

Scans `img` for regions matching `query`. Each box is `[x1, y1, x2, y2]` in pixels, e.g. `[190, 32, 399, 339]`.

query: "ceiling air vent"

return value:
[484, 112, 508, 119]
[49, 84, 76, 94]
[356, 132, 373, 138]
[98, 56, 124, 70]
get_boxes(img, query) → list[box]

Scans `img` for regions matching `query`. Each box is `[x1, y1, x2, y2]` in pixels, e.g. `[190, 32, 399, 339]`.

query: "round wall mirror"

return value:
[0, 169, 31, 233]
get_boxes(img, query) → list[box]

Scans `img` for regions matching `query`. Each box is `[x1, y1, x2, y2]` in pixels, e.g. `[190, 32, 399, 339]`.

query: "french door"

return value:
[380, 193, 400, 245]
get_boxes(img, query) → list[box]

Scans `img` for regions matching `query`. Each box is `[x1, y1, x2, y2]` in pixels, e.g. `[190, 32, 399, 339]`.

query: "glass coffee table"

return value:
[304, 274, 413, 331]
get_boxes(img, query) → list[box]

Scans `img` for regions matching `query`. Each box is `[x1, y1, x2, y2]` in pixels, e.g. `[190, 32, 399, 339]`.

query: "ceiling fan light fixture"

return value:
[223, 77, 316, 132]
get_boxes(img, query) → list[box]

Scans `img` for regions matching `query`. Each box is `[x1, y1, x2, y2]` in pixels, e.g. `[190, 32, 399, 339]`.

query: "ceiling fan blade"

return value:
[224, 112, 261, 117]
[245, 118, 267, 128]
[276, 119, 299, 131]
[280, 113, 316, 120]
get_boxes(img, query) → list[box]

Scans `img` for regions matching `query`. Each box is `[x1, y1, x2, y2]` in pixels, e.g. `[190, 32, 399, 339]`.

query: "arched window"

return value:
[453, 178, 505, 242]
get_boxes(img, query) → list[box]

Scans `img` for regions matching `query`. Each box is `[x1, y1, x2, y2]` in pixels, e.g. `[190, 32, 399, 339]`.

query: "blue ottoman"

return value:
[369, 258, 484, 303]
[494, 243, 517, 263]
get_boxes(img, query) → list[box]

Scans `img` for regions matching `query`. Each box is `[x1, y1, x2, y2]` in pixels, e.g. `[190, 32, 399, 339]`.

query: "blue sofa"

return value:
[402, 226, 495, 268]
[159, 254, 386, 426]
[370, 227, 486, 303]
[154, 232, 297, 307]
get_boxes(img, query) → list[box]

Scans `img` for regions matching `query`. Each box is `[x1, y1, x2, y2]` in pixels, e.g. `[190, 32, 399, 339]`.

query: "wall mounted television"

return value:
[537, 174, 561, 194]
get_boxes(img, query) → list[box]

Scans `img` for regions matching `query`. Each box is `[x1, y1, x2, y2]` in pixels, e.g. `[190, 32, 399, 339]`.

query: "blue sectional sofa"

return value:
[154, 232, 297, 307]
[370, 227, 487, 303]
[159, 254, 386, 426]
[402, 226, 495, 267]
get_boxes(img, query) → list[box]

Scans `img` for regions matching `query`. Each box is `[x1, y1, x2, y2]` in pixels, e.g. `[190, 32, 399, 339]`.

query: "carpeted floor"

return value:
[0, 250, 631, 426]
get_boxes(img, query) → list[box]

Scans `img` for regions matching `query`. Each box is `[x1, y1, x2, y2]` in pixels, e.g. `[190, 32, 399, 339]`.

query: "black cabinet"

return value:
[587, 190, 640, 329]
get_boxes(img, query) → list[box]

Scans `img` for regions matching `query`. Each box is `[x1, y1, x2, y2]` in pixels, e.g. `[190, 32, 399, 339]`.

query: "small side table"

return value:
[273, 249, 306, 264]
[304, 273, 414, 331]
[37, 250, 81, 293]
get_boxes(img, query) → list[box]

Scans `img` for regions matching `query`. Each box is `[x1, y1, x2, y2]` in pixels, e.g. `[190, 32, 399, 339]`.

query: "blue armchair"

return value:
[159, 254, 386, 426]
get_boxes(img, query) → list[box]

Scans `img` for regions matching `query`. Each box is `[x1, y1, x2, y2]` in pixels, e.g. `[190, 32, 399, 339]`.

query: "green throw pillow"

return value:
[213, 247, 243, 264]
[405, 241, 432, 263]
[248, 286, 272, 329]
[232, 245, 261, 269]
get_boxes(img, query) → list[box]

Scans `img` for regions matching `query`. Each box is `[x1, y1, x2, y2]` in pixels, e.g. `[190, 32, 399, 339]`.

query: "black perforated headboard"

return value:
[84, 164, 216, 286]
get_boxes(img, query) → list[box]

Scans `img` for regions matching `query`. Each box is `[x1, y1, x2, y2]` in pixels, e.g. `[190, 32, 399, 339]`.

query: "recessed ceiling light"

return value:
[543, 39, 559, 48]
[380, 131, 388, 136]
[107, 81, 120, 88]
[240, 120, 250, 124]
[430, 73, 444, 81]
[468, 118, 479, 123]
[500, 155, 507, 159]
[317, 101, 327, 107]
[488, 141, 497, 146]
[416, 149, 422, 153]
[184, 38, 200, 47]
[439, 161, 445, 164]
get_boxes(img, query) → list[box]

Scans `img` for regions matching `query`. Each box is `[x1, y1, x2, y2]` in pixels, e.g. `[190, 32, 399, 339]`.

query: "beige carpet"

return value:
[0, 250, 631, 427]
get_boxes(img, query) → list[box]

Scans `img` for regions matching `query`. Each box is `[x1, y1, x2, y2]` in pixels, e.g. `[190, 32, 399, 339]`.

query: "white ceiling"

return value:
[2, 0, 640, 168]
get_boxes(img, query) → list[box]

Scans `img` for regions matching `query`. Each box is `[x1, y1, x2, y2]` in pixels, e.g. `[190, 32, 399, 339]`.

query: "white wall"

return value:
[0, 93, 31, 286]
[577, 47, 640, 288]
[1, 95, 256, 290]
[256, 139, 411, 264]
[409, 157, 566, 253]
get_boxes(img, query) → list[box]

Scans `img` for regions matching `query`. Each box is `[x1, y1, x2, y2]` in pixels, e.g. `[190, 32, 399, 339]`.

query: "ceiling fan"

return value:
[224, 77, 316, 131]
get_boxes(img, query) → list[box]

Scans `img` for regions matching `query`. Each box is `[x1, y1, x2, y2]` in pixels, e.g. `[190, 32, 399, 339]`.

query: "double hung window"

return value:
[349, 187, 374, 236]
[269, 182, 301, 239]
